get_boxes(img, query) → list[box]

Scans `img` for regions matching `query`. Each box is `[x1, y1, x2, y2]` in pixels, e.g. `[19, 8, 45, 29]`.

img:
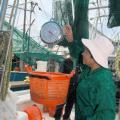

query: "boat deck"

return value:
[15, 90, 119, 120]
[10, 81, 29, 88]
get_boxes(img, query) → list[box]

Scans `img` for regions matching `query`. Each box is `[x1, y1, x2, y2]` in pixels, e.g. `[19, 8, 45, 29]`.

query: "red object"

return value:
[69, 70, 75, 77]
[14, 67, 20, 71]
[24, 105, 42, 120]
[24, 64, 32, 72]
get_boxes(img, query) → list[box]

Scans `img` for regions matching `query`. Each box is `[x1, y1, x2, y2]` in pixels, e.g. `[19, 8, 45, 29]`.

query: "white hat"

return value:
[82, 37, 114, 68]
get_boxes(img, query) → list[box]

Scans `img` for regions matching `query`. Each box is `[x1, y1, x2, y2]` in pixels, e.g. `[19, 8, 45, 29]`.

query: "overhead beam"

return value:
[90, 15, 108, 20]
[89, 6, 108, 10]
[7, 5, 31, 11]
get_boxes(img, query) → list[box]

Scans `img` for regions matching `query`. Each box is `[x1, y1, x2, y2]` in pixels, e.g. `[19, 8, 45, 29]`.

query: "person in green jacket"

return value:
[75, 38, 116, 120]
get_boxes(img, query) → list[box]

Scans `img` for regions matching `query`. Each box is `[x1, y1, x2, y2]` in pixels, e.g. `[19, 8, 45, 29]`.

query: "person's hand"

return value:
[63, 25, 73, 42]
[69, 69, 76, 77]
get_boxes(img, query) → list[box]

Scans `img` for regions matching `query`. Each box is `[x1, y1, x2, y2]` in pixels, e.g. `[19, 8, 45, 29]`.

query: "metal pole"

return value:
[29, 2, 33, 39]
[20, 0, 27, 71]
[23, 0, 27, 38]
[9, 0, 17, 26]
[0, 0, 9, 30]
[27, 1, 33, 63]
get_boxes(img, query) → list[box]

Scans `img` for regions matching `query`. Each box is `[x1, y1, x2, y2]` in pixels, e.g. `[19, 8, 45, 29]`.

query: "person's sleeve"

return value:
[86, 110, 115, 120]
[86, 82, 116, 120]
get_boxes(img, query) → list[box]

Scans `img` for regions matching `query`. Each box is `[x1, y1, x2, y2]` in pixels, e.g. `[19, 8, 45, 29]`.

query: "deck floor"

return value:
[42, 110, 119, 120]
[15, 90, 119, 120]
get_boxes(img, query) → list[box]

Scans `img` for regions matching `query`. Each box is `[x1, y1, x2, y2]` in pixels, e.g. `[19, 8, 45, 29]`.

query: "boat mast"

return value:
[9, 0, 17, 26]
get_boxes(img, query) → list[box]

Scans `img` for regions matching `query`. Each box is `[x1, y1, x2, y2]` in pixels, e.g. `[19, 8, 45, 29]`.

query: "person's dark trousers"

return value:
[63, 68, 80, 120]
[54, 84, 76, 120]
[63, 83, 76, 119]
[54, 104, 65, 120]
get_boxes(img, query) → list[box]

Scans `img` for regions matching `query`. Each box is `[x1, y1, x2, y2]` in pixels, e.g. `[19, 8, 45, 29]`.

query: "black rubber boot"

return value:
[54, 104, 64, 120]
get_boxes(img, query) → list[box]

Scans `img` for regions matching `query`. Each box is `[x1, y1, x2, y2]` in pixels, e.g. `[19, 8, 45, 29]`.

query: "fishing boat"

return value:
[0, 0, 120, 120]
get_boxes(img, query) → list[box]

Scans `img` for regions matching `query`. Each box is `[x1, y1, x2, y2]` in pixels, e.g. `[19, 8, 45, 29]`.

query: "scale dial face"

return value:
[40, 21, 63, 44]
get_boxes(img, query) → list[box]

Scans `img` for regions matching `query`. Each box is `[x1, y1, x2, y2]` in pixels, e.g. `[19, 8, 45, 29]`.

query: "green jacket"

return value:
[75, 66, 116, 120]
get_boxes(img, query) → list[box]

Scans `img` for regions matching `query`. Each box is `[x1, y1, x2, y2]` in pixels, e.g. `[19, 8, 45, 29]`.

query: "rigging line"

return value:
[15, 23, 32, 31]
[99, 0, 104, 32]
[15, 8, 22, 26]
[28, 2, 42, 13]
[90, 15, 108, 20]
[90, 11, 98, 39]
[100, 0, 108, 18]
[55, 46, 60, 54]
[92, 16, 99, 39]
[89, 0, 97, 39]
[7, 5, 31, 11]
[17, 1, 31, 6]
[96, 0, 102, 32]
[65, 0, 73, 26]
[9, 0, 17, 26]
[89, 5, 108, 10]
[59, 1, 67, 25]
[99, 0, 107, 34]
[26, 19, 35, 34]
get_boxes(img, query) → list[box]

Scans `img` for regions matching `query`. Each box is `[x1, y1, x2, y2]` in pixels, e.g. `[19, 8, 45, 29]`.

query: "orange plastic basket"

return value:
[29, 71, 71, 106]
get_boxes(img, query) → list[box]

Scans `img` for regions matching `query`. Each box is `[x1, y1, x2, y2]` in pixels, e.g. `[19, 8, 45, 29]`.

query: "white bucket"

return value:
[36, 61, 47, 71]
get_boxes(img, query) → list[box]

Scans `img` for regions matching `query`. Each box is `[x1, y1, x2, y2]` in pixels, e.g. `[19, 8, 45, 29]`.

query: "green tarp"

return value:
[4, 22, 64, 65]
[107, 0, 120, 28]
[58, 0, 89, 59]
